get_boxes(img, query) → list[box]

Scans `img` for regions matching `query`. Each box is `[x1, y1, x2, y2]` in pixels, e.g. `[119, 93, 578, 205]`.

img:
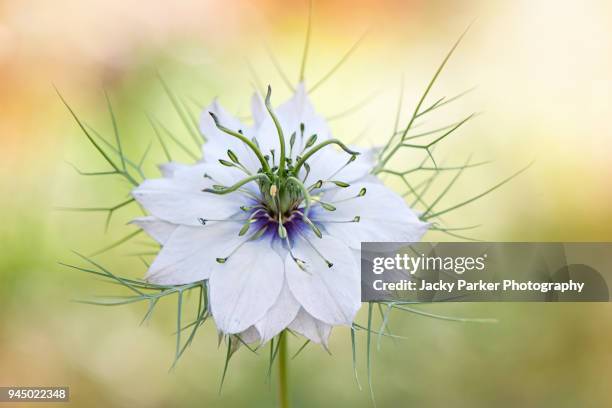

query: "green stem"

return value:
[277, 332, 289, 408]
[292, 139, 359, 176]
[265, 86, 286, 177]
[202, 174, 269, 195]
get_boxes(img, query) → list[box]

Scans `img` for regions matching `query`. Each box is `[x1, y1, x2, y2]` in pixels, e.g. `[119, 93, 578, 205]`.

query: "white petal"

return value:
[145, 222, 244, 284]
[210, 237, 284, 334]
[285, 234, 361, 326]
[237, 326, 261, 345]
[250, 83, 332, 160]
[200, 99, 245, 156]
[276, 83, 332, 146]
[254, 281, 300, 344]
[288, 308, 332, 347]
[129, 216, 176, 244]
[132, 163, 250, 226]
[250, 93, 267, 126]
[313, 182, 429, 249]
[200, 100, 263, 173]
[158, 161, 190, 178]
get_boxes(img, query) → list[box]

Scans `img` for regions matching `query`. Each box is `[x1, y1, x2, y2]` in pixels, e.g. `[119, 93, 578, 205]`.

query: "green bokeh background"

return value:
[1, 0, 612, 406]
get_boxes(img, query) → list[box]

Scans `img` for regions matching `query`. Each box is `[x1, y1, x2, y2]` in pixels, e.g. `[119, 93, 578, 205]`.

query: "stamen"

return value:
[278, 223, 288, 239]
[319, 201, 336, 211]
[287, 176, 312, 218]
[252, 137, 260, 149]
[329, 189, 366, 205]
[222, 150, 251, 175]
[249, 224, 269, 240]
[227, 149, 239, 163]
[307, 179, 323, 191]
[305, 134, 317, 148]
[240, 204, 264, 212]
[208, 112, 271, 174]
[275, 193, 284, 234]
[326, 154, 357, 180]
[289, 132, 296, 158]
[238, 219, 256, 236]
[237, 208, 267, 235]
[294, 258, 309, 273]
[215, 224, 269, 263]
[297, 230, 334, 268]
[216, 163, 250, 177]
[302, 162, 311, 183]
[198, 217, 249, 225]
[319, 216, 361, 224]
[302, 216, 323, 238]
[278, 224, 310, 274]
[269, 184, 278, 197]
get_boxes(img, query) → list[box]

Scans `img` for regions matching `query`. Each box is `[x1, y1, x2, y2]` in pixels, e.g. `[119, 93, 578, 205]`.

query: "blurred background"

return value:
[1, 0, 612, 406]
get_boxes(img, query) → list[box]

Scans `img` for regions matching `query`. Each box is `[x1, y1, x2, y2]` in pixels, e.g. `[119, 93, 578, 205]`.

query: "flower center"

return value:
[202, 86, 366, 266]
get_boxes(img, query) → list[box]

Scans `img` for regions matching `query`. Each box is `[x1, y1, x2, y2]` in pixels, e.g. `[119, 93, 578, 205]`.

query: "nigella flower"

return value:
[130, 84, 428, 347]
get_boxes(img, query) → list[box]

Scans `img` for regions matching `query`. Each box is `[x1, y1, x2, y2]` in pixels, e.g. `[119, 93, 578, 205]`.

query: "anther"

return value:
[303, 217, 322, 238]
[238, 221, 252, 236]
[297, 231, 334, 270]
[303, 162, 311, 182]
[305, 134, 317, 148]
[307, 179, 323, 191]
[278, 223, 287, 239]
[218, 224, 269, 263]
[289, 132, 296, 157]
[319, 202, 336, 211]
[227, 149, 239, 163]
[294, 258, 309, 272]
[319, 216, 360, 224]
[249, 225, 269, 241]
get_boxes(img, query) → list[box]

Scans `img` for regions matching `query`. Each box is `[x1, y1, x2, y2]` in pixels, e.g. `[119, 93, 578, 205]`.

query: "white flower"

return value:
[131, 84, 428, 347]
